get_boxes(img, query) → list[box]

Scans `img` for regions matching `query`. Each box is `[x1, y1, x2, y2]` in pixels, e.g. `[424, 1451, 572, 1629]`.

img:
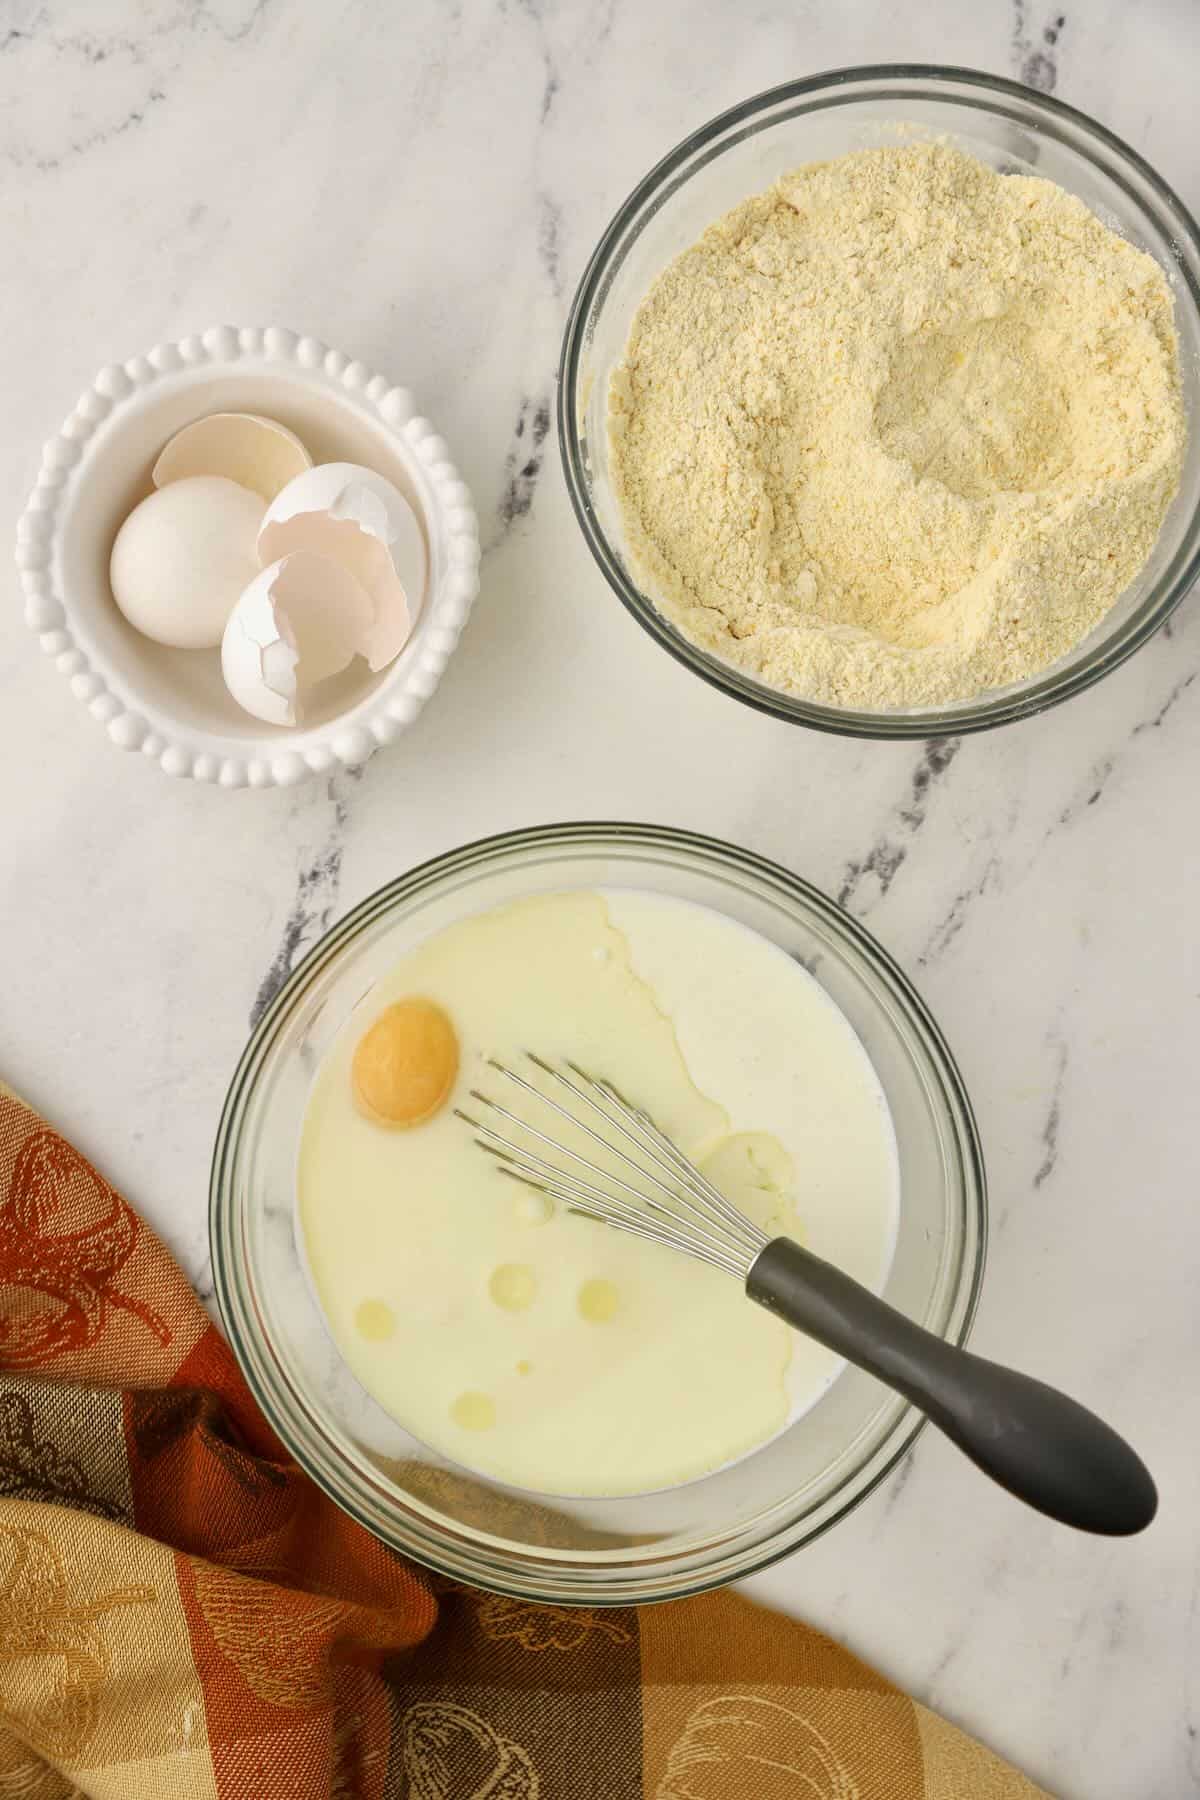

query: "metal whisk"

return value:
[458, 1052, 768, 1278]
[458, 1054, 1157, 1538]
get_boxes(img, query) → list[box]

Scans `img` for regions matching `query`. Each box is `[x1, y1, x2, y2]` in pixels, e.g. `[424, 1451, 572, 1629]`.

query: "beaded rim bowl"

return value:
[16, 324, 480, 788]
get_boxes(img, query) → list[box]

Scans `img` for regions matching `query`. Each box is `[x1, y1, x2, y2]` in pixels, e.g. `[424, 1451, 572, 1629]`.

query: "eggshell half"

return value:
[258, 462, 426, 670]
[110, 475, 265, 649]
[153, 412, 312, 502]
[221, 551, 374, 726]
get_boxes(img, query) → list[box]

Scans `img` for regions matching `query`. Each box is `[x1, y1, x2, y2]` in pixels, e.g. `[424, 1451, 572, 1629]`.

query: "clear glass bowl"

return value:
[558, 66, 1200, 738]
[211, 824, 985, 1603]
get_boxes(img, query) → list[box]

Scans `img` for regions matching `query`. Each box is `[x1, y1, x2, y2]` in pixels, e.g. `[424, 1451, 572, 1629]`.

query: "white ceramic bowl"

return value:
[16, 325, 480, 787]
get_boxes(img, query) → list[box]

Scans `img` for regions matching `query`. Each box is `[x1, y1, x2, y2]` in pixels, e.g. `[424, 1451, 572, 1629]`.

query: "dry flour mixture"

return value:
[609, 142, 1186, 709]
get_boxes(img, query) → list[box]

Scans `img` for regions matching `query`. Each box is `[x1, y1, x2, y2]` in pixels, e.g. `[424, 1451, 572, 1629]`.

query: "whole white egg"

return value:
[110, 474, 265, 649]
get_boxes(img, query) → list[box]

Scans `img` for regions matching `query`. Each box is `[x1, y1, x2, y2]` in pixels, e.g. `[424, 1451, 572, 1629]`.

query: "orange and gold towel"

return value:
[0, 1084, 1048, 1798]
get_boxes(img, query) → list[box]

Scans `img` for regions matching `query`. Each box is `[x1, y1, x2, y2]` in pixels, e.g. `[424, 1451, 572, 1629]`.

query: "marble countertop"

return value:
[3, 3, 1198, 1794]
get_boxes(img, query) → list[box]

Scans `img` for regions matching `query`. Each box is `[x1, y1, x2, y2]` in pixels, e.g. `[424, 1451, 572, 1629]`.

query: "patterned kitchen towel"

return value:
[0, 1083, 1049, 1799]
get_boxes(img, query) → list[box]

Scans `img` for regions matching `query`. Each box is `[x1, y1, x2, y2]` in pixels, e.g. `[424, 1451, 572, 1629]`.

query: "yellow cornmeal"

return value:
[298, 890, 897, 1497]
[609, 141, 1186, 709]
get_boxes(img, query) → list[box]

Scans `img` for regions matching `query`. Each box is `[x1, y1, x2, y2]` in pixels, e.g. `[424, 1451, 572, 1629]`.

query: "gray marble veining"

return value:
[2, 4, 1199, 1796]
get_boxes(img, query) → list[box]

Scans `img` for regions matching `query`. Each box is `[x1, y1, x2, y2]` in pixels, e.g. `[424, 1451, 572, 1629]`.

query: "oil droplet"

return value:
[513, 1191, 553, 1227]
[451, 1391, 496, 1432]
[489, 1263, 537, 1312]
[578, 1278, 620, 1324]
[516, 1360, 533, 1376]
[354, 1299, 396, 1342]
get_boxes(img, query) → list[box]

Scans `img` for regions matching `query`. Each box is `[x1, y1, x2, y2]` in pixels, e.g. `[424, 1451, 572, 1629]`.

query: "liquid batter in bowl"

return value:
[298, 889, 898, 1497]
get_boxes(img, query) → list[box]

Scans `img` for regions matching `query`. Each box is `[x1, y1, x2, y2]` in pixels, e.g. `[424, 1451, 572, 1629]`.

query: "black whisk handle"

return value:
[747, 1236, 1157, 1537]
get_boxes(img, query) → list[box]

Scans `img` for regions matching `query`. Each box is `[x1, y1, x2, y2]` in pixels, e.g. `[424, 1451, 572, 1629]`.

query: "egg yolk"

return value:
[352, 997, 459, 1128]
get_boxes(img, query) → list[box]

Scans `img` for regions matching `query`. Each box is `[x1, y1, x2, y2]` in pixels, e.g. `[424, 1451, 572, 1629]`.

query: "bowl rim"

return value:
[15, 324, 481, 789]
[210, 819, 988, 1604]
[558, 63, 1200, 739]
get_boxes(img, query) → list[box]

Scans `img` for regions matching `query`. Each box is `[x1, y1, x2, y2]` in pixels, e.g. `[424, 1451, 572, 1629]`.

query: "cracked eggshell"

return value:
[221, 551, 374, 726]
[153, 411, 312, 502]
[258, 462, 426, 670]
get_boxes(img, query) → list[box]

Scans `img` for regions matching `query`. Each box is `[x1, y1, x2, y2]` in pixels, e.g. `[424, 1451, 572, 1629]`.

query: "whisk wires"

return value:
[455, 1054, 768, 1280]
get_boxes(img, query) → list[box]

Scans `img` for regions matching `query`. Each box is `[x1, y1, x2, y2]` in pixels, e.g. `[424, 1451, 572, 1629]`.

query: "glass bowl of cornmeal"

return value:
[559, 67, 1200, 737]
[211, 822, 985, 1603]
